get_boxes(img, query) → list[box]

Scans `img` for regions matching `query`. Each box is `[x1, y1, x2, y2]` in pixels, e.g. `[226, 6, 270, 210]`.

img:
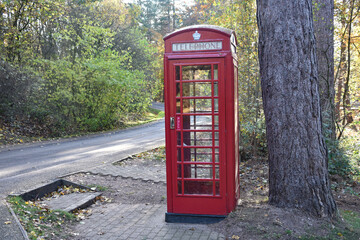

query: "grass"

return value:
[86, 184, 109, 192]
[134, 146, 166, 161]
[334, 210, 360, 239]
[7, 196, 76, 240]
[124, 107, 164, 128]
[299, 210, 360, 240]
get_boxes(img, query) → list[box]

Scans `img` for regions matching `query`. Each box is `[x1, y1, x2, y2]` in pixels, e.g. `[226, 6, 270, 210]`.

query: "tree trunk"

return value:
[336, 37, 346, 120]
[313, 0, 336, 140]
[257, 0, 337, 217]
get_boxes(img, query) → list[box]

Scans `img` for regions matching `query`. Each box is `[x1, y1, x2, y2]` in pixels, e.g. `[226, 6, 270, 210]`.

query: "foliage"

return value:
[196, 0, 265, 156]
[30, 51, 151, 134]
[135, 146, 166, 161]
[7, 196, 76, 240]
[86, 184, 109, 192]
[327, 137, 359, 179]
[0, 0, 160, 137]
[194, 0, 360, 164]
[334, 0, 360, 138]
[337, 132, 360, 179]
[0, 59, 35, 118]
[0, 0, 358, 192]
[0, 0, 66, 63]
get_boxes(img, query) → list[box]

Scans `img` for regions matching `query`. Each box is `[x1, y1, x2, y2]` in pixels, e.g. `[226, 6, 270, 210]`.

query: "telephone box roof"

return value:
[164, 25, 237, 43]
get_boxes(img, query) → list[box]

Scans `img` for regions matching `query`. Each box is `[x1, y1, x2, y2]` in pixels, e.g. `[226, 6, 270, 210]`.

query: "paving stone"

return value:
[199, 235, 210, 240]
[43, 192, 101, 212]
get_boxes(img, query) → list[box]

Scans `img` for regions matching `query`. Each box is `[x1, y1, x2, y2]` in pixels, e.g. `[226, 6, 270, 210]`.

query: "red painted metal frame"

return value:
[171, 59, 225, 215]
[164, 25, 239, 216]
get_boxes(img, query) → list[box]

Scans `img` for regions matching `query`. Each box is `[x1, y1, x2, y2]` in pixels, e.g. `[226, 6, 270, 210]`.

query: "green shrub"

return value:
[327, 135, 360, 180]
[26, 50, 151, 135]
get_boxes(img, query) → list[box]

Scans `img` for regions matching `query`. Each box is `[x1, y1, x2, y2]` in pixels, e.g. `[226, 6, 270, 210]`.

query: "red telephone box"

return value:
[164, 25, 239, 222]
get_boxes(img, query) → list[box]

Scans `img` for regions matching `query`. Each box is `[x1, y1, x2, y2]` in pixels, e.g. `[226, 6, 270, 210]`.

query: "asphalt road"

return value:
[0, 118, 165, 239]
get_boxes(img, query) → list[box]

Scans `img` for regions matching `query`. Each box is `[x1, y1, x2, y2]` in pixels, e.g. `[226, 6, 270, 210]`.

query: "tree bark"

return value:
[257, 0, 337, 217]
[313, 0, 336, 140]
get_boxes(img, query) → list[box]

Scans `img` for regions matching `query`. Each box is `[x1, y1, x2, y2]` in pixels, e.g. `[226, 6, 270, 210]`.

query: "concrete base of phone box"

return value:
[165, 212, 226, 224]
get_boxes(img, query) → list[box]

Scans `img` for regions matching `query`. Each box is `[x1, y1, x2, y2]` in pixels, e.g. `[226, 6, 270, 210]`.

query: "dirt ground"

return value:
[64, 155, 360, 239]
[211, 159, 360, 239]
[65, 173, 167, 205]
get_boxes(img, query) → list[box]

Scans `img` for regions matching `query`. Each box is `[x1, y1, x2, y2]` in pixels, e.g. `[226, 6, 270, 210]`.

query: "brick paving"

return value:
[71, 203, 224, 240]
[68, 159, 226, 239]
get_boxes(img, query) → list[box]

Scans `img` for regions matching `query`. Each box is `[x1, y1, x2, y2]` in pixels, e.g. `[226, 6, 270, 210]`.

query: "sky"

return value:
[123, 0, 195, 7]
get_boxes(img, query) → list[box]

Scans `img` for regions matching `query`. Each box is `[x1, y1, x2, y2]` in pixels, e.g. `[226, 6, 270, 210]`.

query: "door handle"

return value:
[170, 117, 175, 129]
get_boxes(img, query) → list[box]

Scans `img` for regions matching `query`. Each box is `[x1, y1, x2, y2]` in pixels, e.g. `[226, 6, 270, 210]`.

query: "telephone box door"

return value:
[167, 58, 227, 215]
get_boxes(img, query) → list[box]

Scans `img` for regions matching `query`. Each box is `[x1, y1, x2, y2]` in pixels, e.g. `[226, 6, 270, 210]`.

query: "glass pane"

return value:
[183, 163, 191, 178]
[183, 99, 212, 113]
[185, 132, 212, 146]
[184, 148, 196, 162]
[176, 83, 180, 97]
[177, 181, 182, 194]
[215, 166, 219, 179]
[183, 164, 213, 179]
[177, 164, 182, 177]
[214, 99, 218, 113]
[176, 66, 180, 80]
[177, 148, 182, 162]
[183, 131, 191, 146]
[184, 181, 213, 195]
[214, 115, 219, 130]
[215, 181, 220, 195]
[214, 82, 218, 97]
[214, 65, 218, 80]
[176, 99, 181, 113]
[215, 152, 219, 162]
[183, 148, 213, 163]
[182, 115, 212, 130]
[214, 132, 219, 146]
[177, 132, 181, 145]
[182, 82, 212, 97]
[182, 65, 211, 80]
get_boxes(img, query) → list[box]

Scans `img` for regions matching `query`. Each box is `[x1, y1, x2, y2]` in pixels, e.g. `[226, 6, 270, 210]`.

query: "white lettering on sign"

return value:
[172, 41, 222, 52]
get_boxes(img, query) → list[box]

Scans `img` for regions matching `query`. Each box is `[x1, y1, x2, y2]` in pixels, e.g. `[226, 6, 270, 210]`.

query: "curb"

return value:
[4, 200, 29, 240]
[11, 179, 90, 201]
[61, 171, 166, 185]
[59, 151, 166, 184]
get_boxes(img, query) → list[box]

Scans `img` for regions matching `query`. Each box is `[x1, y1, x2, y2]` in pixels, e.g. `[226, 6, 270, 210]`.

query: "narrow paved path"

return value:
[0, 118, 165, 239]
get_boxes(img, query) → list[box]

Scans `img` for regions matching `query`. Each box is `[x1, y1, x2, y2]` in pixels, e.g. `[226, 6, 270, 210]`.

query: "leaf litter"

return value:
[7, 185, 110, 240]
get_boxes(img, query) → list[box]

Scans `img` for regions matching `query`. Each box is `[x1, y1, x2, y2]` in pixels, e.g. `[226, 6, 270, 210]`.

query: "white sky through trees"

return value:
[123, 0, 195, 8]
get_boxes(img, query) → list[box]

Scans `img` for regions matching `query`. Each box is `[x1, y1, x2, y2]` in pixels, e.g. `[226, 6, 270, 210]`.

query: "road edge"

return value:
[4, 200, 29, 240]
[0, 118, 164, 153]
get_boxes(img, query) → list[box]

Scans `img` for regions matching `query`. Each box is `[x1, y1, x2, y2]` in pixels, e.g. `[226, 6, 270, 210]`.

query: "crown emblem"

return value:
[193, 31, 201, 40]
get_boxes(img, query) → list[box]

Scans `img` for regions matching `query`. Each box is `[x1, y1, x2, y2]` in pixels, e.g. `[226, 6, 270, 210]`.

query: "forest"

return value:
[0, 0, 359, 195]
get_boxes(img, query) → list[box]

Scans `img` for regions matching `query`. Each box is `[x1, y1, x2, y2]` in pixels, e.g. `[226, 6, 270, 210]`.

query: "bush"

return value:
[29, 50, 151, 135]
[327, 135, 360, 181]
[0, 59, 35, 119]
